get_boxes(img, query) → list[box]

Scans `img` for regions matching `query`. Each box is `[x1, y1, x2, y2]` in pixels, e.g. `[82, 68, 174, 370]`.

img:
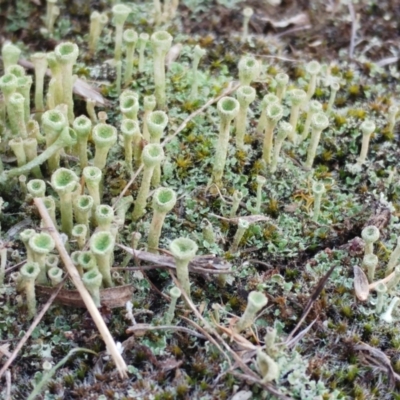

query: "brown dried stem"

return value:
[33, 198, 128, 378]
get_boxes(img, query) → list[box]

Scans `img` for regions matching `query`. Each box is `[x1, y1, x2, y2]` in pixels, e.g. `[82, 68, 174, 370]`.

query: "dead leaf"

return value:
[353, 265, 370, 301]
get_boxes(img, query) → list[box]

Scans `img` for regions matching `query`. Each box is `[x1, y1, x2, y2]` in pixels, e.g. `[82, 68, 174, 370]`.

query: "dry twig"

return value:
[34, 198, 128, 378]
[126, 323, 206, 339]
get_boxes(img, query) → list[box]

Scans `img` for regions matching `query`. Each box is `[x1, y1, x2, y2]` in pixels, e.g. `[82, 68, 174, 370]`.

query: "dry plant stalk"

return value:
[33, 198, 128, 378]
[369, 270, 396, 291]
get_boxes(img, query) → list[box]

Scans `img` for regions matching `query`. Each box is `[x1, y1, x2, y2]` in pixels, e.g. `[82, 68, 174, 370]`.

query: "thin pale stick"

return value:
[369, 270, 395, 290]
[5, 370, 11, 400]
[33, 198, 128, 378]
[0, 276, 66, 380]
[126, 323, 206, 339]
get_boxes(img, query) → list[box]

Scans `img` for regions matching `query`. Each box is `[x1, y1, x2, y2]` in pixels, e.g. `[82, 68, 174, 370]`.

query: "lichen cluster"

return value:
[1, 0, 400, 399]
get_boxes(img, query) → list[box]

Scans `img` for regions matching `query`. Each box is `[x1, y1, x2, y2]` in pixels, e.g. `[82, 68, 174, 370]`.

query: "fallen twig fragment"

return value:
[118, 244, 231, 273]
[34, 198, 128, 378]
[126, 323, 206, 339]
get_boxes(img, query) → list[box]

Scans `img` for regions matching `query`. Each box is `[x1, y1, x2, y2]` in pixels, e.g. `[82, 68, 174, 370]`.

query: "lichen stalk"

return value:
[164, 286, 181, 324]
[361, 225, 380, 256]
[46, 52, 63, 107]
[357, 120, 376, 165]
[142, 95, 157, 141]
[147, 110, 168, 186]
[48, 266, 63, 286]
[305, 60, 321, 101]
[241, 7, 253, 42]
[27, 179, 46, 198]
[41, 109, 68, 173]
[16, 75, 32, 123]
[2, 42, 21, 70]
[288, 89, 307, 142]
[51, 168, 79, 236]
[230, 190, 243, 218]
[73, 115, 92, 169]
[72, 224, 88, 250]
[90, 230, 115, 288]
[137, 33, 149, 73]
[120, 93, 139, 121]
[150, 31, 173, 109]
[362, 254, 378, 282]
[92, 123, 117, 170]
[238, 56, 260, 86]
[83, 166, 102, 207]
[230, 218, 250, 253]
[299, 100, 322, 143]
[304, 113, 329, 169]
[256, 93, 279, 135]
[19, 262, 41, 319]
[275, 73, 289, 101]
[271, 121, 292, 173]
[123, 29, 138, 85]
[380, 296, 400, 323]
[31, 53, 48, 117]
[326, 82, 340, 114]
[189, 45, 206, 101]
[121, 119, 141, 172]
[54, 42, 79, 123]
[8, 92, 27, 138]
[95, 205, 115, 232]
[235, 85, 256, 150]
[212, 96, 240, 186]
[375, 282, 387, 314]
[9, 138, 26, 168]
[254, 176, 266, 214]
[262, 103, 283, 164]
[312, 181, 325, 222]
[73, 195, 94, 231]
[234, 291, 268, 333]
[170, 238, 198, 301]
[29, 232, 56, 285]
[132, 144, 165, 221]
[82, 269, 103, 307]
[148, 187, 177, 252]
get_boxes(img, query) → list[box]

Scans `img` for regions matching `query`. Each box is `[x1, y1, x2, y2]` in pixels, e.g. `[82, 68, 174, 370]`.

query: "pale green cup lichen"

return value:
[51, 167, 79, 236]
[90, 230, 115, 288]
[170, 237, 198, 301]
[212, 96, 240, 186]
[234, 290, 268, 333]
[148, 187, 177, 252]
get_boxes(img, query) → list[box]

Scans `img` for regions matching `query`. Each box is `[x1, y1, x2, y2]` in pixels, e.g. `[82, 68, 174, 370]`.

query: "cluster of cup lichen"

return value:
[2, 0, 400, 398]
